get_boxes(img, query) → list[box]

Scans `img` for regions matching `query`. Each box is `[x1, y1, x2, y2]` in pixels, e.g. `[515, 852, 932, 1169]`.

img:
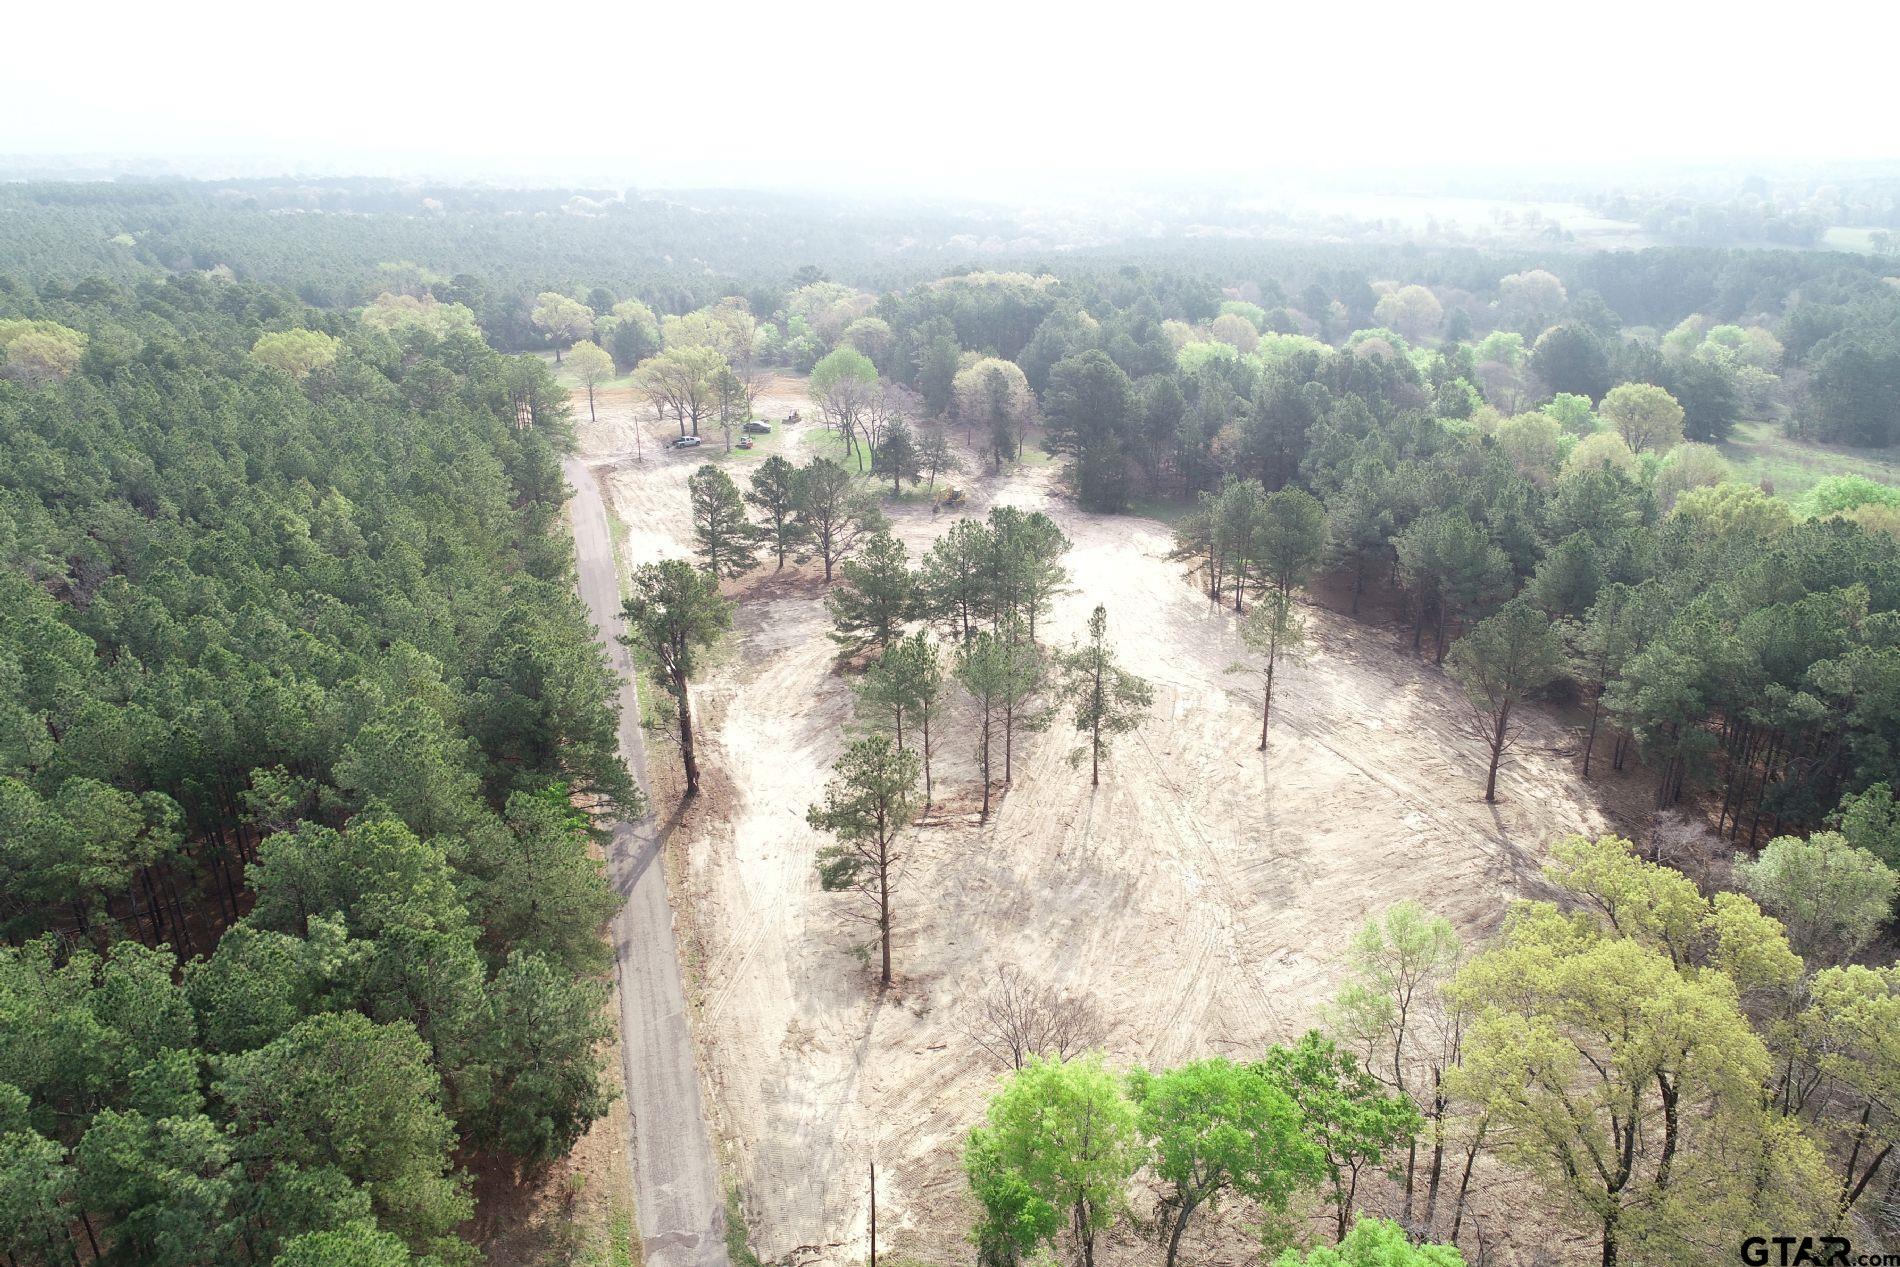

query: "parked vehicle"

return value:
[743, 420, 771, 434]
[672, 435, 703, 449]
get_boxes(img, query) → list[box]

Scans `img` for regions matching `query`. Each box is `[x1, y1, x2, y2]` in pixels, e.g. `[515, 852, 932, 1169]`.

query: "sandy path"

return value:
[563, 434, 727, 1267]
[587, 387, 1607, 1267]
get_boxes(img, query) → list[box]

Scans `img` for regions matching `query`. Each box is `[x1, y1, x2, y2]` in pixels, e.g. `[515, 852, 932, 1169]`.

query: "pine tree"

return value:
[1054, 605, 1154, 785]
[1446, 598, 1566, 802]
[826, 530, 915, 656]
[795, 457, 886, 582]
[1237, 589, 1310, 751]
[808, 737, 921, 987]
[621, 560, 732, 796]
[745, 455, 808, 570]
[854, 632, 946, 803]
[688, 464, 760, 579]
[874, 414, 923, 496]
[956, 632, 1014, 822]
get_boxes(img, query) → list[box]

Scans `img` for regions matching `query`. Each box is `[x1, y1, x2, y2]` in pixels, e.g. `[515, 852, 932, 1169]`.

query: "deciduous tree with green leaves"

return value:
[635, 344, 724, 437]
[565, 339, 615, 424]
[1833, 782, 1900, 869]
[955, 358, 1037, 470]
[1736, 832, 1897, 966]
[1786, 964, 1900, 1216]
[250, 328, 341, 380]
[1449, 836, 1827, 1267]
[965, 1055, 1139, 1267]
[1270, 1217, 1465, 1266]
[1131, 1057, 1325, 1267]
[1600, 381, 1684, 454]
[1257, 1031, 1421, 1243]
[1328, 903, 1464, 1229]
[530, 292, 594, 362]
[809, 346, 880, 467]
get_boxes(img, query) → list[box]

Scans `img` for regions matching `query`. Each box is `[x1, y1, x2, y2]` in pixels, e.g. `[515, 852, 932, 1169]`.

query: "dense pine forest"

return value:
[1, 270, 633, 1263]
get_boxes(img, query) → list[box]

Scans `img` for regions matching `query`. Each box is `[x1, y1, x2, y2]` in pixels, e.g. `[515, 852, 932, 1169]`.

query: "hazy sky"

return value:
[8, 0, 1897, 192]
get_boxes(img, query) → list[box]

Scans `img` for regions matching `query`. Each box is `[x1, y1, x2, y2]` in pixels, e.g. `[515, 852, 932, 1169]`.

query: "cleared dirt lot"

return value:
[578, 378, 1609, 1267]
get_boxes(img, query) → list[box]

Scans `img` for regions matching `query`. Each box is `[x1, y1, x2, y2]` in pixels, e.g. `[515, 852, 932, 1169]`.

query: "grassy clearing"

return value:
[1820, 226, 1889, 255]
[1016, 438, 1055, 467]
[702, 421, 790, 466]
[800, 424, 859, 468]
[1719, 419, 1900, 500]
[1121, 492, 1198, 525]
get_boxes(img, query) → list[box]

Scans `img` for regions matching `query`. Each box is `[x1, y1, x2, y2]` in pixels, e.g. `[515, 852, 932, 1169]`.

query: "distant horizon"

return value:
[7, 151, 1900, 206]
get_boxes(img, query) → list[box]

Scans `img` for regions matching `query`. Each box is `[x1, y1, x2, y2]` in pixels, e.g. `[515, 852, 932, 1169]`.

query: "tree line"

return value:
[14, 177, 1897, 447]
[0, 273, 637, 1264]
[566, 259, 1894, 845]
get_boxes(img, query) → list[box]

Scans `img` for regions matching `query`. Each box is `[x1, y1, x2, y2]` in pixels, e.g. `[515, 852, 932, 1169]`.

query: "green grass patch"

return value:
[724, 1186, 765, 1267]
[1015, 440, 1055, 468]
[801, 425, 862, 469]
[571, 1206, 637, 1267]
[1121, 492, 1198, 525]
[704, 422, 790, 466]
[1718, 419, 1900, 501]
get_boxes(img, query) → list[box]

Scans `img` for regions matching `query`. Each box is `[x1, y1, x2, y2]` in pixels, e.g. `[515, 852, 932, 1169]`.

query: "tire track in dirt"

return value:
[600, 411, 1611, 1267]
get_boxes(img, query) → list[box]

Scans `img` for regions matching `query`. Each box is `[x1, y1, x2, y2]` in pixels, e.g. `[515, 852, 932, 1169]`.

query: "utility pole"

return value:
[869, 1161, 877, 1267]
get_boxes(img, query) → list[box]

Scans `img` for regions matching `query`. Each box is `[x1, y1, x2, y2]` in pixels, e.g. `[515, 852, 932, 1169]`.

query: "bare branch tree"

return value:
[969, 965, 1106, 1071]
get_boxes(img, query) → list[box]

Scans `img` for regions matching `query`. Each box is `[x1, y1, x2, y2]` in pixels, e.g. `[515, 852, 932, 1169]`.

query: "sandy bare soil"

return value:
[577, 377, 1610, 1267]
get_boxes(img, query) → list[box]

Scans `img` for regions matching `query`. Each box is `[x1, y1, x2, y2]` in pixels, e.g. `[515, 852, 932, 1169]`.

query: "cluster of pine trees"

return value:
[0, 274, 634, 1263]
[624, 454, 1165, 992]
